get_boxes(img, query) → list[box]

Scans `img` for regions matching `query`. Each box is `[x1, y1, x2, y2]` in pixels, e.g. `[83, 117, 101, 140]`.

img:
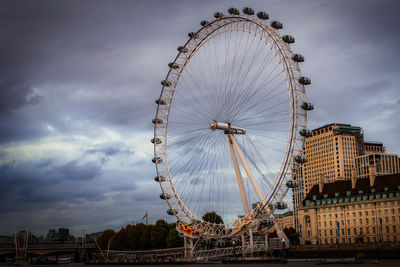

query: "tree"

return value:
[151, 220, 170, 248]
[166, 224, 183, 248]
[97, 229, 115, 249]
[202, 211, 224, 224]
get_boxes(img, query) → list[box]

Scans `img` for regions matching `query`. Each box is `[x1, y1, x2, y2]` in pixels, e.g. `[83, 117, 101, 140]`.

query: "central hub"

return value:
[210, 120, 246, 134]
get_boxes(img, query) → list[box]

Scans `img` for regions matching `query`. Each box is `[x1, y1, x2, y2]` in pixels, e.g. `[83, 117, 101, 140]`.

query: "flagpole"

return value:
[146, 210, 148, 225]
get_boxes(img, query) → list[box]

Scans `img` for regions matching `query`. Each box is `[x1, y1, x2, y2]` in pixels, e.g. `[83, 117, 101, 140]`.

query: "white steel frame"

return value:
[153, 13, 307, 239]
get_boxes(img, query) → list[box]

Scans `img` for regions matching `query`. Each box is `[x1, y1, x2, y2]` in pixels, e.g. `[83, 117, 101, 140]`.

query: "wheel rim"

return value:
[153, 13, 308, 238]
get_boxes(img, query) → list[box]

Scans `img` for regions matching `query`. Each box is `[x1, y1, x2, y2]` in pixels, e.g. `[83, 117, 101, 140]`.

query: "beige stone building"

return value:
[293, 123, 364, 229]
[298, 166, 400, 245]
[274, 211, 294, 230]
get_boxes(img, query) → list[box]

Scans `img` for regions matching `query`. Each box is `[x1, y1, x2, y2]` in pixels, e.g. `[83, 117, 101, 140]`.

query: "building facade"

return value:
[293, 123, 364, 229]
[355, 153, 400, 178]
[298, 168, 400, 245]
[275, 211, 295, 230]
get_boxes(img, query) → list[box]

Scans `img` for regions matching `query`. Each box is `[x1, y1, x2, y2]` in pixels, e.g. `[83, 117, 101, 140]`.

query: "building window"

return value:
[353, 228, 357, 235]
[393, 225, 396, 233]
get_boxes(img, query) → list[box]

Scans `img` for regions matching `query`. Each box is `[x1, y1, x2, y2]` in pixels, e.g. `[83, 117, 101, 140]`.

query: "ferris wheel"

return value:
[152, 7, 313, 239]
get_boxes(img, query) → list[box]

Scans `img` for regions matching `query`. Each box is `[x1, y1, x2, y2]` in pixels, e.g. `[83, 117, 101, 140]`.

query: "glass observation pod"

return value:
[160, 193, 171, 200]
[300, 102, 314, 111]
[286, 180, 299, 188]
[271, 20, 283, 29]
[243, 7, 254, 15]
[274, 202, 287, 210]
[294, 155, 308, 164]
[167, 208, 178, 215]
[151, 137, 162, 144]
[188, 32, 199, 39]
[152, 157, 162, 164]
[168, 62, 179, 69]
[155, 98, 166, 105]
[282, 35, 295, 43]
[161, 80, 172, 86]
[200, 20, 209, 26]
[298, 76, 311, 85]
[257, 11, 269, 20]
[152, 118, 163, 124]
[292, 54, 304, 62]
[259, 219, 275, 228]
[177, 46, 189, 53]
[154, 175, 166, 182]
[228, 7, 239, 15]
[213, 12, 224, 19]
[299, 129, 313, 137]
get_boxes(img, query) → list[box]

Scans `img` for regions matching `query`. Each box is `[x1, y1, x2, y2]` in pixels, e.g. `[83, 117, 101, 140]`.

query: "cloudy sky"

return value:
[1, 0, 399, 236]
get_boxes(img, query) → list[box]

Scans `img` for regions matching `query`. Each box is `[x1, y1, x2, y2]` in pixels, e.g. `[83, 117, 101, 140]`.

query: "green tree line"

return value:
[96, 220, 183, 250]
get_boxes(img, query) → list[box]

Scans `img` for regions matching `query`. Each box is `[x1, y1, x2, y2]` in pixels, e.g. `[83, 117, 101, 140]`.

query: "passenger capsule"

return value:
[274, 202, 287, 210]
[151, 137, 162, 144]
[152, 118, 163, 124]
[200, 20, 209, 26]
[188, 32, 198, 39]
[282, 35, 295, 44]
[298, 76, 311, 85]
[228, 7, 239, 15]
[301, 102, 314, 111]
[286, 180, 299, 188]
[155, 98, 166, 105]
[299, 129, 312, 137]
[257, 11, 269, 20]
[294, 155, 308, 164]
[160, 193, 171, 200]
[177, 46, 189, 53]
[152, 157, 162, 164]
[242, 7, 254, 15]
[161, 80, 172, 86]
[168, 62, 179, 69]
[291, 54, 304, 62]
[214, 12, 224, 19]
[154, 175, 166, 182]
[167, 208, 177, 215]
[270, 21, 283, 29]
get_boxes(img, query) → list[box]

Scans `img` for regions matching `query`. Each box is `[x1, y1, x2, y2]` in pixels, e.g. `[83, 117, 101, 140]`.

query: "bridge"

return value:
[0, 243, 96, 257]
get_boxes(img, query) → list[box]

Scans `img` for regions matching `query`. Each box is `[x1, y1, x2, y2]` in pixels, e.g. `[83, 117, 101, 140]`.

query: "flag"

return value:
[142, 212, 148, 220]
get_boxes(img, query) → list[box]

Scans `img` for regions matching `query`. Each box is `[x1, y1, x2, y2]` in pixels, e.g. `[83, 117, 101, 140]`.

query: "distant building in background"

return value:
[274, 211, 294, 230]
[364, 141, 386, 154]
[355, 153, 399, 178]
[45, 229, 58, 241]
[45, 228, 73, 241]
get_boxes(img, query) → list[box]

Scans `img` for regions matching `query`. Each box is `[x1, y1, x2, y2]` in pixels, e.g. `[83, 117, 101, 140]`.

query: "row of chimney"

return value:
[318, 163, 377, 193]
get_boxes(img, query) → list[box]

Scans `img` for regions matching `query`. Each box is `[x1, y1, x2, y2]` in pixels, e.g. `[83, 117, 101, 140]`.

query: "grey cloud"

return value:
[54, 160, 102, 181]
[0, 79, 43, 116]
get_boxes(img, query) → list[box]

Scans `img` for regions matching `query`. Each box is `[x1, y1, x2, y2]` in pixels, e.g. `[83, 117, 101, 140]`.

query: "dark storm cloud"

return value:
[0, 159, 103, 208]
[0, 79, 43, 115]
